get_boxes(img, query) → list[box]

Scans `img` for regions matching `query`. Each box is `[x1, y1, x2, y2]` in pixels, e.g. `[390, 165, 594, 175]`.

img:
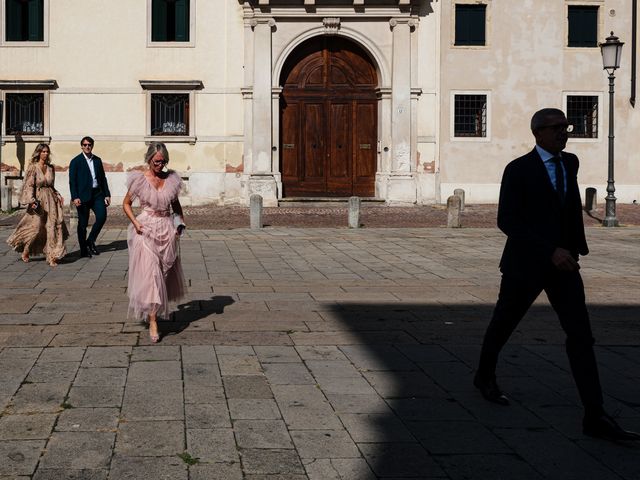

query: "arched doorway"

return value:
[279, 36, 378, 197]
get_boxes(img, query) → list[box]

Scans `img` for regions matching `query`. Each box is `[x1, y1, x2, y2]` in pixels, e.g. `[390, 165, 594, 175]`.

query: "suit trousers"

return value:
[76, 188, 107, 249]
[477, 268, 604, 415]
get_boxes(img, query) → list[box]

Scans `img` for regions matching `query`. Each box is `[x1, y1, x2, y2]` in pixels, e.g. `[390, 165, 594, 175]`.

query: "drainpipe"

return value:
[632, 0, 637, 107]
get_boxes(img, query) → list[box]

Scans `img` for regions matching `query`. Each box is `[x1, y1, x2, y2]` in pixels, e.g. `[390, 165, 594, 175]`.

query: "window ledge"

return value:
[568, 137, 600, 143]
[2, 135, 51, 145]
[146, 41, 195, 48]
[452, 44, 488, 49]
[0, 41, 48, 48]
[144, 135, 196, 145]
[451, 136, 491, 143]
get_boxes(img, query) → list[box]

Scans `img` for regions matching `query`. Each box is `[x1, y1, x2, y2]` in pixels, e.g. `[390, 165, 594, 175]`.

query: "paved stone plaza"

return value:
[0, 225, 639, 479]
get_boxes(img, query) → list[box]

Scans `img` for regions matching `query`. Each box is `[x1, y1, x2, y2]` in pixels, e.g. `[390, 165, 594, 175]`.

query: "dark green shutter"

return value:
[28, 0, 44, 41]
[568, 6, 598, 47]
[6, 0, 22, 41]
[455, 5, 486, 46]
[174, 0, 189, 42]
[152, 0, 168, 41]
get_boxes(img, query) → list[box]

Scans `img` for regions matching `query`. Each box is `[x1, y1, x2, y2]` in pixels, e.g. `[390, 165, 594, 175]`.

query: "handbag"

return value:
[172, 213, 186, 235]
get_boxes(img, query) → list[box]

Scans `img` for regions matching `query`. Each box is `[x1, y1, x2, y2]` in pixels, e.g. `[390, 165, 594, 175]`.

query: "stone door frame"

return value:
[242, 7, 421, 205]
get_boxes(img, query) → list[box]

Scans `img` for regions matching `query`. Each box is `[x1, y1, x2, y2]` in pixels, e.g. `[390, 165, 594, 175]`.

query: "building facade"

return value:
[1, 0, 638, 207]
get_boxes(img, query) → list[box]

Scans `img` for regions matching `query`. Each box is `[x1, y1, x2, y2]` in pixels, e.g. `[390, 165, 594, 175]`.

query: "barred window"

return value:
[455, 4, 486, 46]
[150, 93, 189, 136]
[568, 6, 598, 47]
[567, 95, 598, 138]
[454, 94, 487, 137]
[5, 93, 44, 135]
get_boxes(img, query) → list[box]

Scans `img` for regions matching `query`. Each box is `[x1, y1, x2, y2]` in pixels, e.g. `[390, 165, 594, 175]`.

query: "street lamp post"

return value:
[599, 32, 624, 227]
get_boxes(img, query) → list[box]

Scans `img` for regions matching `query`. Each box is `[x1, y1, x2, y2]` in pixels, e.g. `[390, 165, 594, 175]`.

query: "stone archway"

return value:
[279, 36, 378, 197]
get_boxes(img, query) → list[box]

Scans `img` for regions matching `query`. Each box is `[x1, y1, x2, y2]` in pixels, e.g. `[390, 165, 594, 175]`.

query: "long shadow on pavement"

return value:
[328, 303, 640, 479]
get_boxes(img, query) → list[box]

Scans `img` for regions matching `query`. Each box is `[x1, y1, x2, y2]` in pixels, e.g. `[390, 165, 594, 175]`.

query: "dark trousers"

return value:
[76, 188, 107, 251]
[477, 269, 604, 416]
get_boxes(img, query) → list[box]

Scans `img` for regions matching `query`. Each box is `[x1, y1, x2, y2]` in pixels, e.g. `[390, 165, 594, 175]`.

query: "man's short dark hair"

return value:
[531, 108, 566, 131]
[81, 136, 94, 146]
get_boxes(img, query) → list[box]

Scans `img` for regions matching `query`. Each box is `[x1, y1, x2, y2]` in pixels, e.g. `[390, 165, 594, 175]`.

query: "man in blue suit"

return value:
[69, 136, 111, 257]
[474, 108, 639, 442]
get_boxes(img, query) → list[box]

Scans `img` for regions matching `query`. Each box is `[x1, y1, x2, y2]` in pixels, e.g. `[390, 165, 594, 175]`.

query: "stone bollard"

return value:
[250, 194, 263, 229]
[68, 204, 78, 230]
[584, 187, 597, 212]
[447, 195, 462, 228]
[453, 188, 465, 212]
[0, 186, 11, 212]
[348, 196, 361, 229]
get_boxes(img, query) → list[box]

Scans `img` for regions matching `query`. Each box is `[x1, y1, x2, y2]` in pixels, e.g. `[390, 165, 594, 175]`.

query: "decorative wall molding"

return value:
[0, 80, 58, 90]
[322, 17, 341, 34]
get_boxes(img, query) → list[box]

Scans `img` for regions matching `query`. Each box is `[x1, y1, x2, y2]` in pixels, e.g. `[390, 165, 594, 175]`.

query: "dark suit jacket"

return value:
[497, 148, 588, 278]
[69, 153, 111, 203]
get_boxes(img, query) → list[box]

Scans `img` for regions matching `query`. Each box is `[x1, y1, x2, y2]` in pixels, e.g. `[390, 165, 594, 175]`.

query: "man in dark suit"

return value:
[474, 108, 639, 441]
[69, 136, 111, 257]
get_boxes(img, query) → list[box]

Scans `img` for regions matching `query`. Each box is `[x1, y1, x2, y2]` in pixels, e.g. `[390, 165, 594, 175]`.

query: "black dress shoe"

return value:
[583, 413, 640, 441]
[474, 373, 510, 406]
[88, 242, 100, 255]
[80, 249, 92, 258]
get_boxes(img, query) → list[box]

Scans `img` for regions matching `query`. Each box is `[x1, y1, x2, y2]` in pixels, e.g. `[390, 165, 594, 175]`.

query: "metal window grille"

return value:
[567, 95, 598, 138]
[5, 93, 44, 135]
[454, 94, 487, 137]
[150, 93, 189, 136]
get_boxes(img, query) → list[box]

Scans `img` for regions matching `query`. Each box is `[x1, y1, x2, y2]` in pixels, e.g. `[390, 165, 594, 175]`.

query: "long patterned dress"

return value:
[126, 171, 186, 321]
[7, 163, 69, 263]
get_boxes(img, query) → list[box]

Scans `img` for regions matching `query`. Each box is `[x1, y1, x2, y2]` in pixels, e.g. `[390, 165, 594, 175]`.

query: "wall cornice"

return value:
[241, 0, 429, 18]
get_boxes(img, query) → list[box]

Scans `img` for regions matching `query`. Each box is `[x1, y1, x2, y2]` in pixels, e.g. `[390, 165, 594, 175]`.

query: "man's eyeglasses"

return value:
[82, 144, 93, 147]
[541, 124, 574, 133]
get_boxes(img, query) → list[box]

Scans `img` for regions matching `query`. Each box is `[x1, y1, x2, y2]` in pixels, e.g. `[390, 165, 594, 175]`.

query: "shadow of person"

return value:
[96, 239, 128, 252]
[159, 295, 235, 338]
[64, 240, 129, 263]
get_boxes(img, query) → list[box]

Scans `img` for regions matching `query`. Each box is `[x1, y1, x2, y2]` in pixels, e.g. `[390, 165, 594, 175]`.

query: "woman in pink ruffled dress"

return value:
[123, 142, 186, 343]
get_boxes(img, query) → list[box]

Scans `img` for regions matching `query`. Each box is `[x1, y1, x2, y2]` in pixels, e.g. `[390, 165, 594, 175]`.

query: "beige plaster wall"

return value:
[1, 0, 246, 179]
[439, 0, 639, 203]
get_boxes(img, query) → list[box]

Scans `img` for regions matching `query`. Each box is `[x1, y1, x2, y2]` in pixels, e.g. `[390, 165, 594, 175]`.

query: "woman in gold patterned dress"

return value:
[6, 144, 69, 266]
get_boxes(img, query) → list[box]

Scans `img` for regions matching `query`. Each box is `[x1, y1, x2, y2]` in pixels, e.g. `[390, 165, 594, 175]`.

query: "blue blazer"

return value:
[69, 153, 111, 202]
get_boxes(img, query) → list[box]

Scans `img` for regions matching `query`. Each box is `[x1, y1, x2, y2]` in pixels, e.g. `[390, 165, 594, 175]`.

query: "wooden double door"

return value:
[280, 37, 378, 197]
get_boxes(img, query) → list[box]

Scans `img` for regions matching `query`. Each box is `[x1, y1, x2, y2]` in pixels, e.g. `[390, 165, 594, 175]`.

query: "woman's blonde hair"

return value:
[144, 142, 170, 165]
[30, 143, 52, 164]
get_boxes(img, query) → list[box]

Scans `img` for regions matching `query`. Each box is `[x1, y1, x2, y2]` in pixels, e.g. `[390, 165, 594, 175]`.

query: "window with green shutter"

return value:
[151, 0, 190, 42]
[5, 0, 44, 42]
[455, 4, 486, 46]
[568, 6, 598, 47]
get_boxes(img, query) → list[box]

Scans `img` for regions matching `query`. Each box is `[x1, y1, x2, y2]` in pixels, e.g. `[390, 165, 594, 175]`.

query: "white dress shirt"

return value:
[535, 144, 566, 195]
[83, 153, 99, 188]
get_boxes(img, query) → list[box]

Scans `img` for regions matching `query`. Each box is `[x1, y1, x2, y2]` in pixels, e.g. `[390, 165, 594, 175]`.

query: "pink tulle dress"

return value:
[126, 171, 186, 321]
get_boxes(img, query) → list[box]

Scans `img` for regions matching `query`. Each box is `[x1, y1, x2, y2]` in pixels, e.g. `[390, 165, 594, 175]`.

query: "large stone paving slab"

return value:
[1, 227, 640, 479]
